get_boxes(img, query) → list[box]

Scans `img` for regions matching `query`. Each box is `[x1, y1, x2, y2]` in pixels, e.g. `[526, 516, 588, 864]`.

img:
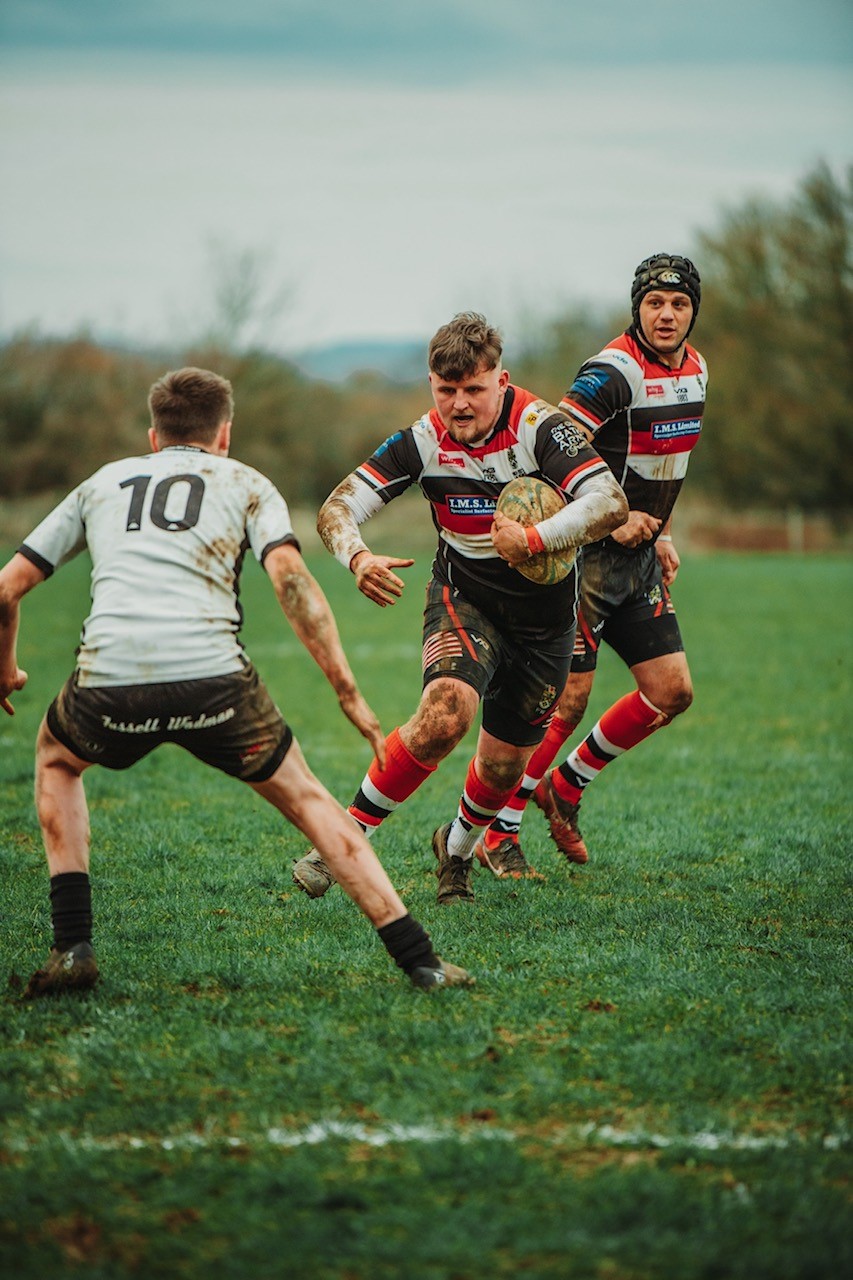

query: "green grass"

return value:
[1, 548, 850, 1278]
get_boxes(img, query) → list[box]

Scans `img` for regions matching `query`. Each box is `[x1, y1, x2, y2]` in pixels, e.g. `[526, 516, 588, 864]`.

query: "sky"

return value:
[1, 1, 851, 356]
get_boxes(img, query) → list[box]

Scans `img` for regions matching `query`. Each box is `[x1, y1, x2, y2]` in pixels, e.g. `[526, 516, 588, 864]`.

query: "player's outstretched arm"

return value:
[264, 543, 386, 766]
[0, 553, 44, 715]
[317, 474, 414, 607]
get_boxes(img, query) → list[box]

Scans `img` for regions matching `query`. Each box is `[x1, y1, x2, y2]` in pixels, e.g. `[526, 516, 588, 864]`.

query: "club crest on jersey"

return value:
[438, 452, 465, 467]
[447, 495, 497, 517]
[506, 446, 526, 478]
[550, 423, 586, 457]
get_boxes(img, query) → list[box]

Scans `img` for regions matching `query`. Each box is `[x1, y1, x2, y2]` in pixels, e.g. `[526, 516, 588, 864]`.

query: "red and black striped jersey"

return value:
[355, 384, 611, 639]
[560, 328, 708, 548]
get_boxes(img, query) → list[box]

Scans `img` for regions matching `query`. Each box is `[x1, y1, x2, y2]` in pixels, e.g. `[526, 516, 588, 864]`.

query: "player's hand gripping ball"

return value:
[496, 476, 576, 585]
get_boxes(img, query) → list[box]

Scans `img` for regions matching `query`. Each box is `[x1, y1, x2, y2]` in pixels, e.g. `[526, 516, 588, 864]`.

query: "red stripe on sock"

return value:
[527, 713, 576, 780]
[551, 768, 581, 806]
[598, 691, 665, 750]
[460, 759, 517, 828]
[366, 727, 435, 803]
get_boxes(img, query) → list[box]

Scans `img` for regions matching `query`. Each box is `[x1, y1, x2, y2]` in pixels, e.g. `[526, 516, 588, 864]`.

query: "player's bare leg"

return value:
[631, 652, 693, 719]
[293, 677, 479, 898]
[253, 740, 472, 988]
[25, 721, 99, 997]
[253, 740, 410, 927]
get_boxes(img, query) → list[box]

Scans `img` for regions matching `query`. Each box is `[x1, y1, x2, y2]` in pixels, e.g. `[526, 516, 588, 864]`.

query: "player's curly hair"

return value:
[148, 367, 234, 443]
[428, 312, 503, 381]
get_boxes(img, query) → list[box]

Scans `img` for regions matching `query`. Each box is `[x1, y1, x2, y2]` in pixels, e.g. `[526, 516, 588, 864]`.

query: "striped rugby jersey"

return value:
[355, 384, 611, 640]
[560, 328, 707, 549]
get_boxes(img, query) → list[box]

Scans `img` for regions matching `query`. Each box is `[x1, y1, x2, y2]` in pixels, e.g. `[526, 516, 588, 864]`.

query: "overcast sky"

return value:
[1, 1, 851, 354]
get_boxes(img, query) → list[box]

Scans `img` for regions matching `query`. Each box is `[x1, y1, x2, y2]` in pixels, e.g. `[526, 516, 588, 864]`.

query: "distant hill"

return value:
[292, 339, 426, 384]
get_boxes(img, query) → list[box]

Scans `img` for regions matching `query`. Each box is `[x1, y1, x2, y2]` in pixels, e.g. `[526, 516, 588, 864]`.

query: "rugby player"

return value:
[0, 367, 472, 994]
[291, 313, 627, 904]
[479, 255, 707, 869]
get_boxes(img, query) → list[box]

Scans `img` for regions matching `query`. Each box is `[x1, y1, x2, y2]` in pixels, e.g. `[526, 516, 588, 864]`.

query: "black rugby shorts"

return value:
[421, 578, 572, 748]
[46, 664, 292, 781]
[571, 541, 684, 673]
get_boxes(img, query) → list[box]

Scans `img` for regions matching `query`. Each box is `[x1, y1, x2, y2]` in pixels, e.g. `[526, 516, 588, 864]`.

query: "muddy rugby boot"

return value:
[432, 824, 475, 905]
[534, 775, 589, 864]
[409, 958, 475, 990]
[475, 835, 543, 880]
[292, 848, 336, 898]
[23, 942, 99, 998]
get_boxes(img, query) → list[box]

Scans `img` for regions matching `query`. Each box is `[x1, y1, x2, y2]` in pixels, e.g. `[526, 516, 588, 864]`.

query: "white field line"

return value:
[2, 1120, 847, 1155]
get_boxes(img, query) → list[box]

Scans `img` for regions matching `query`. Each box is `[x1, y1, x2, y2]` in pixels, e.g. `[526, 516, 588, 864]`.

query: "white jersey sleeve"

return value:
[20, 447, 298, 687]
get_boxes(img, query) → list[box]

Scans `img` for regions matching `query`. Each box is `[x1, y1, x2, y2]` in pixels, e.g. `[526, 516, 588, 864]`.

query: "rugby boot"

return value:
[292, 848, 336, 898]
[23, 941, 99, 998]
[432, 824, 475, 905]
[409, 958, 475, 990]
[533, 775, 590, 864]
[474, 835, 544, 880]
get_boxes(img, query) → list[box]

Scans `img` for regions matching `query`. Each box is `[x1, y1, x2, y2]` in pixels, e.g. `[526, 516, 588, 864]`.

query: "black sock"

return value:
[49, 872, 93, 951]
[377, 913, 439, 975]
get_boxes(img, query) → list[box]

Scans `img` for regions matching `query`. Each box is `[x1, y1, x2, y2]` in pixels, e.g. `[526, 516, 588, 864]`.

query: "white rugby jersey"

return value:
[19, 446, 298, 687]
[560, 328, 708, 545]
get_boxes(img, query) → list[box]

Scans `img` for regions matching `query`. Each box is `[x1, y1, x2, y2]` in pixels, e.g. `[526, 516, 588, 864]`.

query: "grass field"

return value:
[1, 546, 850, 1278]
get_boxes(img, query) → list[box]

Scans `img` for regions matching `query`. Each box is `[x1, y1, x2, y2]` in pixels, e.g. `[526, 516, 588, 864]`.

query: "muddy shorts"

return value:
[421, 578, 572, 748]
[46, 664, 293, 782]
[571, 541, 684, 673]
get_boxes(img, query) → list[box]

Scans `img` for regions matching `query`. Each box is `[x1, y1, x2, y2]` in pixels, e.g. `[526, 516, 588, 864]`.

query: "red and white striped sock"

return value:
[348, 727, 436, 834]
[553, 690, 669, 804]
[447, 759, 520, 860]
[486, 714, 577, 845]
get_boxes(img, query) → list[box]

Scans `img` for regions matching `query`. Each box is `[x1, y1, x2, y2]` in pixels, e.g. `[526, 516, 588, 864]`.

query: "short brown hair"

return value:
[428, 312, 503, 381]
[148, 367, 234, 444]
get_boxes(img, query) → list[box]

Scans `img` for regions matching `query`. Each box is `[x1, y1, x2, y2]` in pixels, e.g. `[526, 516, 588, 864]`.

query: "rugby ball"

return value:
[496, 476, 576, 585]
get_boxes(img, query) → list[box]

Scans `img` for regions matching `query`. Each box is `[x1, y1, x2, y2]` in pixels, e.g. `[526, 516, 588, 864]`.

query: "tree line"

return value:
[1, 163, 851, 519]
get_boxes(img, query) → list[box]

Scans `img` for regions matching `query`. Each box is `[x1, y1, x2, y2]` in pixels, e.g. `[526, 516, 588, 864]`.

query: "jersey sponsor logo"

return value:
[651, 418, 701, 440]
[550, 422, 587, 457]
[447, 494, 498, 518]
[438, 452, 465, 467]
[374, 430, 404, 457]
[524, 400, 549, 425]
[573, 369, 610, 398]
[647, 384, 664, 396]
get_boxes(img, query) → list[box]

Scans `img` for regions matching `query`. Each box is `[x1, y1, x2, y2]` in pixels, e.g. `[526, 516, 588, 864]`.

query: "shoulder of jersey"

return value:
[512, 391, 563, 431]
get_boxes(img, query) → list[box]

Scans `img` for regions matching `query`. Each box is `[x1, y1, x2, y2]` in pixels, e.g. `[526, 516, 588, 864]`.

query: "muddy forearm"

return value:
[536, 473, 628, 551]
[317, 476, 383, 570]
[273, 565, 357, 696]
